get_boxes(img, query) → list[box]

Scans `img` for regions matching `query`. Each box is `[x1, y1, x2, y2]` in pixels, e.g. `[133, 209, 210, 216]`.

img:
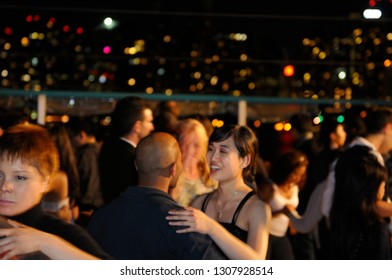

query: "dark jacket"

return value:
[99, 137, 138, 204]
[12, 204, 113, 259]
[87, 186, 225, 260]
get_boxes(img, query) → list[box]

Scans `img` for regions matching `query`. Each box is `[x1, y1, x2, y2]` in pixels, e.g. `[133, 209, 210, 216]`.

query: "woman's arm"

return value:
[282, 180, 326, 233]
[375, 200, 392, 217]
[0, 219, 100, 260]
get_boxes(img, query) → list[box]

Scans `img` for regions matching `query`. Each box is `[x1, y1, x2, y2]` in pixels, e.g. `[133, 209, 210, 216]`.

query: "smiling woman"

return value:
[167, 124, 272, 260]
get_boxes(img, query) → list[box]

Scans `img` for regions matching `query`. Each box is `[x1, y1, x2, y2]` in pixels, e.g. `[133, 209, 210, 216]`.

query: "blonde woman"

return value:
[170, 118, 217, 206]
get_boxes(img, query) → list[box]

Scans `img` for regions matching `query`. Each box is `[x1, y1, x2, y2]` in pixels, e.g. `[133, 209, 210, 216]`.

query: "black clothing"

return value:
[12, 204, 112, 259]
[300, 147, 343, 212]
[99, 137, 138, 204]
[330, 222, 391, 260]
[87, 186, 225, 260]
[268, 234, 295, 259]
[295, 147, 344, 260]
[201, 190, 255, 258]
[76, 142, 104, 211]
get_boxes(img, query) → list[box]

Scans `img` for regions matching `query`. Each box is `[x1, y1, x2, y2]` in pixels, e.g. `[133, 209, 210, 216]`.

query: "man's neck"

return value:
[138, 180, 170, 194]
[365, 134, 382, 153]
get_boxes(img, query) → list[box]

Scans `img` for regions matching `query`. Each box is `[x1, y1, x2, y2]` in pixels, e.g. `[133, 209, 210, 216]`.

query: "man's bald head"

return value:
[135, 132, 181, 176]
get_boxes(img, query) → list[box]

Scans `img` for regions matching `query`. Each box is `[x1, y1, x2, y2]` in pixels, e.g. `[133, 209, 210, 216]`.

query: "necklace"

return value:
[216, 191, 238, 219]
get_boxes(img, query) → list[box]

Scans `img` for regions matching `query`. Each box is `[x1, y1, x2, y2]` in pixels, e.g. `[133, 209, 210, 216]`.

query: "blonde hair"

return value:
[176, 118, 215, 188]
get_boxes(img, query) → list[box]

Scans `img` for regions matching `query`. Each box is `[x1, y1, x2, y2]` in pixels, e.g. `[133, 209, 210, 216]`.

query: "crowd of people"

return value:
[0, 97, 391, 260]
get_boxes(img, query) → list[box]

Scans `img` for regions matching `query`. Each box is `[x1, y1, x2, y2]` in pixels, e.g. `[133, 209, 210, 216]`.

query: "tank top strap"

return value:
[201, 191, 215, 212]
[231, 191, 255, 225]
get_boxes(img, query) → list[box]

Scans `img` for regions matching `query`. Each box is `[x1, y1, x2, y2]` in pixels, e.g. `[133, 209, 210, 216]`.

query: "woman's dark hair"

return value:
[329, 145, 387, 259]
[269, 149, 308, 186]
[47, 123, 81, 202]
[209, 124, 259, 188]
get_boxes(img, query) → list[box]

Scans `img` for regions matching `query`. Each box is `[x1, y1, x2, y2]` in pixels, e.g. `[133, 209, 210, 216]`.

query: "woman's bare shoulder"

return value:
[190, 191, 213, 209]
[247, 195, 272, 218]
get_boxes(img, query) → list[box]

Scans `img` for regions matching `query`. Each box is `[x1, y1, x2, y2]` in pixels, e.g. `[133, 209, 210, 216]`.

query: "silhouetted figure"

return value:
[99, 96, 154, 204]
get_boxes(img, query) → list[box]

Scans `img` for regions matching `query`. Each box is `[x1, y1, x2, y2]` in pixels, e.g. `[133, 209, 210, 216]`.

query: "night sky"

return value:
[0, 0, 391, 99]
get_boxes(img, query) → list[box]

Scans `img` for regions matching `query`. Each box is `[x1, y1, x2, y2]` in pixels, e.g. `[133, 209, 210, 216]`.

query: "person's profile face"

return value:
[182, 132, 204, 160]
[167, 101, 180, 117]
[384, 123, 392, 154]
[334, 124, 347, 148]
[289, 165, 307, 185]
[0, 157, 47, 217]
[377, 181, 386, 201]
[139, 109, 155, 139]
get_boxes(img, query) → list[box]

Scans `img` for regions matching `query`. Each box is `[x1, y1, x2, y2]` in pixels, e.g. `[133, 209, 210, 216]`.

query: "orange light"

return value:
[283, 65, 295, 77]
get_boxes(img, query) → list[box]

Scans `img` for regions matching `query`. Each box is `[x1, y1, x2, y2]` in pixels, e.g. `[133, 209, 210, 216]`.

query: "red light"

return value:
[76, 27, 84, 35]
[4, 27, 12, 36]
[283, 65, 294, 77]
[63, 25, 70, 32]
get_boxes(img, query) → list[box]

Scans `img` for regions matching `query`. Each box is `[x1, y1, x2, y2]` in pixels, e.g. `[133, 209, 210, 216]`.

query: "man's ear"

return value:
[133, 120, 142, 133]
[384, 122, 392, 133]
[169, 162, 176, 178]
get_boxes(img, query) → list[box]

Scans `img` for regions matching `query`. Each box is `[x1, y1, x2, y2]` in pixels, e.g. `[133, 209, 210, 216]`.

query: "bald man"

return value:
[87, 132, 224, 259]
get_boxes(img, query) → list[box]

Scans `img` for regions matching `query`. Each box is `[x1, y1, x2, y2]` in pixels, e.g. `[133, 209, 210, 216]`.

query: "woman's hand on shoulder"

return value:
[166, 206, 214, 235]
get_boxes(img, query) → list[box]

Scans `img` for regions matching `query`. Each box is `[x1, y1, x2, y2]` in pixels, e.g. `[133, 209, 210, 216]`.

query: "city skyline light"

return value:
[0, 1, 391, 121]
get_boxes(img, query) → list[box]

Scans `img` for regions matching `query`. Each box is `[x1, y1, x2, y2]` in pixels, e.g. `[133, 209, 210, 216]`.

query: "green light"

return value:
[337, 115, 344, 123]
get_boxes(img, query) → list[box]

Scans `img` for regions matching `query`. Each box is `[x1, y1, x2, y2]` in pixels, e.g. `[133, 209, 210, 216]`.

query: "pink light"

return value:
[103, 46, 111, 54]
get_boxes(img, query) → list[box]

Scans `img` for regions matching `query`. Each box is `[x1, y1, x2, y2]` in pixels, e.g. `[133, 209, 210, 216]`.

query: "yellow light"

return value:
[283, 123, 291, 131]
[274, 122, 284, 131]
